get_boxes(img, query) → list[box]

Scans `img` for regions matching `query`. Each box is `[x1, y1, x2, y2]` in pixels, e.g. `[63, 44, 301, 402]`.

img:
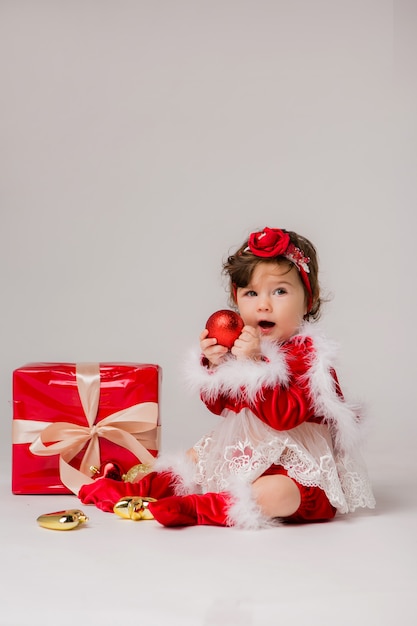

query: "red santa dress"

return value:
[173, 322, 376, 528]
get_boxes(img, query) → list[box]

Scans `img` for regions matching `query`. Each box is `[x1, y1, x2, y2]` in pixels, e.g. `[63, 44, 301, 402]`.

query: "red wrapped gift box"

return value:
[12, 362, 161, 495]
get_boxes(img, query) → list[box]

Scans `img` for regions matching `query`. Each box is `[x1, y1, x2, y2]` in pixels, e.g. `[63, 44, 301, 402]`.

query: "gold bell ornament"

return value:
[37, 509, 88, 531]
[113, 496, 157, 521]
[122, 463, 153, 483]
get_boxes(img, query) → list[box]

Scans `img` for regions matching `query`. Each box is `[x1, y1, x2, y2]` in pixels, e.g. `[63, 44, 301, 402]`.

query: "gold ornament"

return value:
[113, 496, 157, 521]
[122, 463, 153, 483]
[37, 509, 88, 531]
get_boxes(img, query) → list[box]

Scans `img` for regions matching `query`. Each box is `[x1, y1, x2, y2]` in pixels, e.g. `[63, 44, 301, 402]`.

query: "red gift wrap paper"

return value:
[12, 362, 161, 495]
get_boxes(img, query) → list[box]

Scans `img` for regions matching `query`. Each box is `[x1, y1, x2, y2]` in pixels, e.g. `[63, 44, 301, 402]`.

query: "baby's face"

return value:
[236, 261, 307, 343]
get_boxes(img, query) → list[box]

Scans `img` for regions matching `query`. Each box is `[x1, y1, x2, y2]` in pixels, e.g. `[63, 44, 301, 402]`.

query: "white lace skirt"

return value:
[192, 409, 375, 514]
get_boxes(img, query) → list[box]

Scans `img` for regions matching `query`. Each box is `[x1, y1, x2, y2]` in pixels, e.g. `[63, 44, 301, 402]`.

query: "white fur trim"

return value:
[298, 323, 364, 453]
[184, 340, 289, 405]
[226, 479, 277, 530]
[152, 453, 198, 496]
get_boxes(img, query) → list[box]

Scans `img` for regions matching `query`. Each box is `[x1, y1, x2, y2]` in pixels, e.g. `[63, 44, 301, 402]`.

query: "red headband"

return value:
[244, 227, 313, 311]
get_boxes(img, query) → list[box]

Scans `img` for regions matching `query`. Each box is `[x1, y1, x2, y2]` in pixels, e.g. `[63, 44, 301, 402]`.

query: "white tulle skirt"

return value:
[192, 409, 375, 514]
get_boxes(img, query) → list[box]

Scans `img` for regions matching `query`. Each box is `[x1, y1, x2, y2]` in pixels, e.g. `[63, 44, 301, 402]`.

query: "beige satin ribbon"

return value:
[12, 363, 159, 495]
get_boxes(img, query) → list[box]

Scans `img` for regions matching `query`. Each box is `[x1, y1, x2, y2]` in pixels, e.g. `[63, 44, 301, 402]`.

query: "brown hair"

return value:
[223, 229, 321, 320]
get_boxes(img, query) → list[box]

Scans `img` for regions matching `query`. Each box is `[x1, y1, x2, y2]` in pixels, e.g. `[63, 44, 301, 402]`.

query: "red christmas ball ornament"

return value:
[205, 309, 244, 349]
[90, 461, 123, 481]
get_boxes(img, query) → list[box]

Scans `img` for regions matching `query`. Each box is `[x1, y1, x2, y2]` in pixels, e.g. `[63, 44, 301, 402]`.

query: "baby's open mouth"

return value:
[258, 321, 275, 329]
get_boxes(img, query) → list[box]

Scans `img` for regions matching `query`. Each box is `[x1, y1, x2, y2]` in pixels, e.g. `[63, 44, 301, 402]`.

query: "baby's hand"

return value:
[200, 329, 228, 367]
[231, 325, 262, 361]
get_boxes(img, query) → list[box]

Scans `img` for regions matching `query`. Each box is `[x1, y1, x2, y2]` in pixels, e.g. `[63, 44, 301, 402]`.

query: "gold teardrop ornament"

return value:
[122, 464, 153, 483]
[113, 497, 157, 521]
[36, 509, 88, 531]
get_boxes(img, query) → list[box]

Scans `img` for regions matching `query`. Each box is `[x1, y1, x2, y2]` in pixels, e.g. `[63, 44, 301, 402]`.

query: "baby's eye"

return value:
[273, 288, 287, 296]
[244, 290, 257, 297]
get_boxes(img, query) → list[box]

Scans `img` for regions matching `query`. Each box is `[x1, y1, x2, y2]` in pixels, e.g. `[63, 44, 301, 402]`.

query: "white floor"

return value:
[1, 458, 416, 626]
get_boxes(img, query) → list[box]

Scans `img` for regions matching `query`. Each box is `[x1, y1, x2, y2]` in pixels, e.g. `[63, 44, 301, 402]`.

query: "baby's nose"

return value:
[257, 297, 271, 311]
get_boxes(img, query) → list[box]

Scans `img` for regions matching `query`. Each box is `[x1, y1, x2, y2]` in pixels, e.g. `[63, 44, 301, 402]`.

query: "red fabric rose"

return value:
[247, 228, 290, 258]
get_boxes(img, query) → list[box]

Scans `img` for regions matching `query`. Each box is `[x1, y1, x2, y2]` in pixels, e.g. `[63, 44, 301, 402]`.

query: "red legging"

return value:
[261, 465, 337, 523]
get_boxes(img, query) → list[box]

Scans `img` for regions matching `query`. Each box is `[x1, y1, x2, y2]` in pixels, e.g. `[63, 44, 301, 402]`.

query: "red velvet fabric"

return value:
[78, 471, 176, 513]
[262, 465, 337, 523]
[149, 493, 231, 527]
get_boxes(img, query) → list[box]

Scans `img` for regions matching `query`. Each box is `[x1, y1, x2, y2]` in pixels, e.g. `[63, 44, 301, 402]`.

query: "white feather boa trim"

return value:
[303, 326, 364, 453]
[152, 453, 198, 496]
[185, 322, 365, 454]
[226, 479, 277, 530]
[184, 337, 290, 404]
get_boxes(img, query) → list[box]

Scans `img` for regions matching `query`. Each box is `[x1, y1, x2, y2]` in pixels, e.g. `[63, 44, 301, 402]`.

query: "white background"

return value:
[0, 2, 416, 625]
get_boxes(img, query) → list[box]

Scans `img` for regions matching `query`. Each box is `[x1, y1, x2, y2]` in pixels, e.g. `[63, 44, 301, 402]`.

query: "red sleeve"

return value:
[201, 392, 228, 416]
[202, 338, 317, 430]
